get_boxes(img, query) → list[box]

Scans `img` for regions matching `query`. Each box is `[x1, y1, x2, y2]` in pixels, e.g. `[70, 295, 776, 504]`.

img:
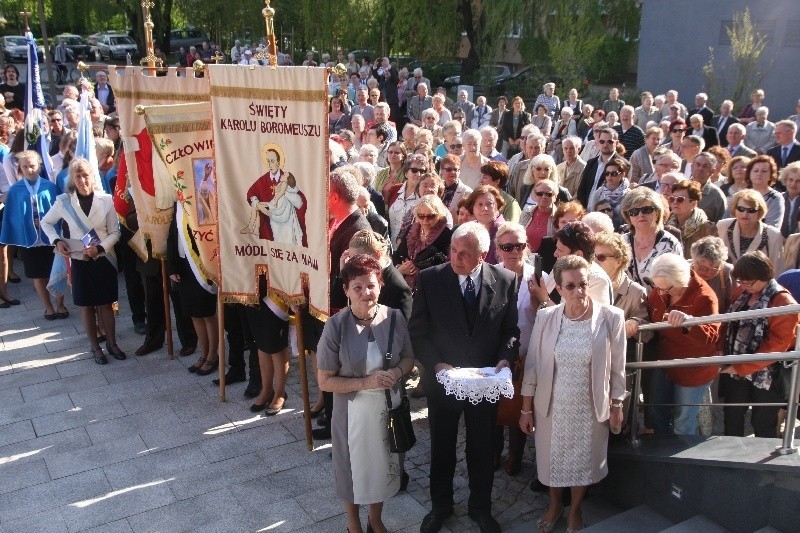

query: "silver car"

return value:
[3, 35, 45, 63]
[96, 34, 140, 61]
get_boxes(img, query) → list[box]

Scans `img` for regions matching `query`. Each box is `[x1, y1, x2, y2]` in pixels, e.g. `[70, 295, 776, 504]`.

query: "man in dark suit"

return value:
[767, 120, 800, 170]
[308, 165, 371, 440]
[576, 126, 620, 207]
[725, 123, 757, 157]
[714, 99, 739, 147]
[688, 92, 714, 126]
[411, 221, 519, 533]
[93, 70, 116, 115]
[688, 113, 719, 150]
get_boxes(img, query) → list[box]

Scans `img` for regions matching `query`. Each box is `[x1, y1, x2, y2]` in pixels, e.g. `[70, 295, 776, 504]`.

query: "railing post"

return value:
[777, 326, 800, 455]
[630, 332, 644, 447]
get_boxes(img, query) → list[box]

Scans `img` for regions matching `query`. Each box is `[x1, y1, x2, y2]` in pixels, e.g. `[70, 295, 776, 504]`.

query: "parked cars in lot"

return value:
[169, 28, 209, 53]
[407, 60, 463, 89]
[487, 65, 568, 104]
[54, 34, 91, 60]
[3, 35, 44, 63]
[442, 64, 511, 95]
[96, 34, 140, 61]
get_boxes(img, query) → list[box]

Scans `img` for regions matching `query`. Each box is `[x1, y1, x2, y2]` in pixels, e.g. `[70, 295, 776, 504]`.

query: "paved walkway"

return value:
[0, 269, 548, 532]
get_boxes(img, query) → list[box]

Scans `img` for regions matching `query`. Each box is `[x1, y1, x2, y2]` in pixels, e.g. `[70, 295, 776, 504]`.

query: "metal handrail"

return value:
[628, 308, 800, 455]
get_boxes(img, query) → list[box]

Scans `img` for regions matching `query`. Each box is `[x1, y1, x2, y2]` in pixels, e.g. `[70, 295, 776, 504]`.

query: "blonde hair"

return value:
[95, 137, 115, 159]
[348, 229, 389, 259]
[16, 149, 42, 172]
[66, 157, 97, 193]
[731, 189, 768, 220]
[414, 193, 449, 220]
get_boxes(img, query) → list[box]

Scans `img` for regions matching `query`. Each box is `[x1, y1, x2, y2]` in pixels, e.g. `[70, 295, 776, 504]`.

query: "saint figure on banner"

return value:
[241, 143, 308, 247]
[195, 159, 216, 225]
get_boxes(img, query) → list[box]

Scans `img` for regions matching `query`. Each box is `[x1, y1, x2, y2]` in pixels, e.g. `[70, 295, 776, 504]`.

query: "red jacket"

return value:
[648, 270, 720, 386]
[726, 288, 798, 376]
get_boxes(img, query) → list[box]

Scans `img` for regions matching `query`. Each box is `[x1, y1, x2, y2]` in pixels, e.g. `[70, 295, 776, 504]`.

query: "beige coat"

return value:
[522, 302, 626, 422]
[716, 218, 784, 273]
[783, 233, 800, 273]
[557, 157, 586, 197]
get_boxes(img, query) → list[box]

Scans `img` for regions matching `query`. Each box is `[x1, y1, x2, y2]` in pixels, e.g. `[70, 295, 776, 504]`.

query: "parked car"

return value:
[488, 65, 567, 104]
[407, 60, 463, 89]
[96, 34, 140, 61]
[442, 64, 511, 95]
[168, 28, 209, 53]
[3, 35, 44, 63]
[54, 34, 91, 60]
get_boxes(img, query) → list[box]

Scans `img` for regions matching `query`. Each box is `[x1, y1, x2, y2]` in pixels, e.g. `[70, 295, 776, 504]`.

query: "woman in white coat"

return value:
[520, 255, 626, 533]
[717, 189, 783, 274]
[42, 158, 122, 365]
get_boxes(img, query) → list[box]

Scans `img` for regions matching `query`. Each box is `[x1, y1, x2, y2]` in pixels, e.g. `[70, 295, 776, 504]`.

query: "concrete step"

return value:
[505, 494, 622, 533]
[661, 515, 729, 533]
[752, 528, 783, 533]
[582, 504, 673, 533]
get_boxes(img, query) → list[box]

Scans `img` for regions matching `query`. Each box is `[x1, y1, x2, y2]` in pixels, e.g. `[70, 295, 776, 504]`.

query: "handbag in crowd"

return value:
[412, 247, 448, 270]
[496, 358, 524, 427]
[384, 310, 416, 453]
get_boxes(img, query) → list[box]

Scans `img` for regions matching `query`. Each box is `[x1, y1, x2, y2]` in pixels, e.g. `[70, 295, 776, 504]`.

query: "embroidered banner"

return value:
[113, 67, 210, 260]
[209, 65, 329, 318]
[141, 102, 218, 286]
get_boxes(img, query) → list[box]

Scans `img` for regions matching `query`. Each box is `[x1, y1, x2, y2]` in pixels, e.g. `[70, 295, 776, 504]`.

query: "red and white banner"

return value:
[113, 68, 210, 260]
[209, 65, 329, 318]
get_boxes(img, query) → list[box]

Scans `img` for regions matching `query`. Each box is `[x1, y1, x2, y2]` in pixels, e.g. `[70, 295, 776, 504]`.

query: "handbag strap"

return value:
[383, 309, 397, 409]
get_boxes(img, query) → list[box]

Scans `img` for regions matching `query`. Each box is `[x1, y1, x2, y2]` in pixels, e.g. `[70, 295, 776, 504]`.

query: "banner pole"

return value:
[160, 259, 174, 358]
[294, 308, 313, 450]
[217, 299, 226, 402]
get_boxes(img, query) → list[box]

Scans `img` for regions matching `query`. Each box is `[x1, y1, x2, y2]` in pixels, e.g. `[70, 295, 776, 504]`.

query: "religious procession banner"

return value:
[141, 102, 218, 288]
[208, 64, 330, 318]
[113, 67, 210, 260]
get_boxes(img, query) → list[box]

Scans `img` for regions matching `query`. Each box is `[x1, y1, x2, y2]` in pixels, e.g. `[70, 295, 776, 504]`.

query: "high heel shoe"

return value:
[106, 343, 126, 360]
[250, 391, 275, 412]
[265, 392, 288, 416]
[188, 357, 206, 373]
[195, 359, 219, 376]
[537, 506, 564, 533]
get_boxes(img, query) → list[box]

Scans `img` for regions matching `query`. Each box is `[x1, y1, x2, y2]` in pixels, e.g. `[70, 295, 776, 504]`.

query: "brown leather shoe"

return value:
[135, 342, 163, 356]
[179, 345, 196, 357]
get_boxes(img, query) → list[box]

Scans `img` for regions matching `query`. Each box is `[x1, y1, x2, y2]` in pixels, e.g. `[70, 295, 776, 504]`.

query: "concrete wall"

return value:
[637, 0, 800, 119]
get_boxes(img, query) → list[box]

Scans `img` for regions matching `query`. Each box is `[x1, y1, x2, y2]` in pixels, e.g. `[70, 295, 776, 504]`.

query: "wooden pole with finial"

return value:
[252, 0, 278, 69]
[139, 0, 163, 74]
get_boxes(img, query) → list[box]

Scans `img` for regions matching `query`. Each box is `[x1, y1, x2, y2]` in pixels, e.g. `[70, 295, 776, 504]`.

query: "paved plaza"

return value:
[0, 270, 549, 532]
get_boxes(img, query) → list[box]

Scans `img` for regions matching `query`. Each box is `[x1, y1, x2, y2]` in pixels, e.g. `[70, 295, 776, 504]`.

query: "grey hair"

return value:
[755, 106, 769, 117]
[650, 253, 691, 288]
[66, 157, 98, 194]
[352, 161, 377, 187]
[776, 119, 798, 133]
[690, 236, 729, 266]
[543, 82, 555, 91]
[462, 128, 482, 145]
[620, 105, 635, 115]
[780, 161, 800, 186]
[721, 99, 734, 110]
[523, 153, 557, 185]
[694, 151, 717, 167]
[495, 221, 527, 247]
[560, 107, 574, 118]
[421, 107, 439, 121]
[689, 113, 704, 125]
[562, 135, 582, 151]
[728, 123, 746, 135]
[480, 125, 498, 142]
[359, 144, 378, 157]
[582, 212, 615, 234]
[452, 221, 490, 254]
[553, 255, 590, 286]
[685, 134, 705, 151]
[330, 165, 362, 204]
[696, 92, 708, 101]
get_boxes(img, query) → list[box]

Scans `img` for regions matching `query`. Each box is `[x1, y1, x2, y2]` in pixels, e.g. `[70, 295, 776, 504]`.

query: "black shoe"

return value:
[419, 507, 453, 533]
[250, 391, 275, 413]
[312, 427, 331, 440]
[212, 371, 246, 386]
[106, 343, 126, 360]
[243, 380, 262, 399]
[467, 510, 500, 533]
[316, 414, 328, 427]
[196, 359, 219, 376]
[91, 347, 108, 365]
[0, 295, 20, 305]
[530, 478, 549, 492]
[400, 471, 410, 491]
[134, 322, 147, 335]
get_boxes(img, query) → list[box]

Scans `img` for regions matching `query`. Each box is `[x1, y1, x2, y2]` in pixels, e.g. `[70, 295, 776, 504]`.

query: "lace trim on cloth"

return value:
[436, 367, 514, 405]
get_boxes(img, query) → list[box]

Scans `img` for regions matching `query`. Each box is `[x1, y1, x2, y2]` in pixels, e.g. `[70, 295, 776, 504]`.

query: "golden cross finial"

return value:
[142, 0, 155, 10]
[19, 10, 31, 32]
[211, 51, 224, 64]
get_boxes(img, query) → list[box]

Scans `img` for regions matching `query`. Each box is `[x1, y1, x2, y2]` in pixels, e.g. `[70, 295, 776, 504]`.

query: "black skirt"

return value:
[21, 246, 55, 279]
[174, 255, 217, 318]
[72, 255, 119, 306]
[244, 303, 289, 354]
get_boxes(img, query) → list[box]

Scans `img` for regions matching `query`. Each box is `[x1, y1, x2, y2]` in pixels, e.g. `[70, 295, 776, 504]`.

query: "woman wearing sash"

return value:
[42, 158, 122, 364]
[0, 150, 66, 318]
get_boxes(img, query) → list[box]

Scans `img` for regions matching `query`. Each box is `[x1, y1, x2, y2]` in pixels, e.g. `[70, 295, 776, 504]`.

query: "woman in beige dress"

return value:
[520, 255, 626, 533]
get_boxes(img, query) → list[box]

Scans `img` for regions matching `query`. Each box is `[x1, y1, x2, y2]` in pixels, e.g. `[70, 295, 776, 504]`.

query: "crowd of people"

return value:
[2, 54, 800, 533]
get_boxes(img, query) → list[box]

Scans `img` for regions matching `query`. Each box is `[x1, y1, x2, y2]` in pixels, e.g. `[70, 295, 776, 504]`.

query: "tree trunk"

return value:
[457, 0, 479, 84]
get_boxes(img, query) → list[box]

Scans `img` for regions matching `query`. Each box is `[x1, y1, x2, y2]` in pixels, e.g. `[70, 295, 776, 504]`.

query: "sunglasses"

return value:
[498, 242, 527, 252]
[598, 207, 613, 214]
[561, 281, 588, 291]
[735, 205, 759, 214]
[668, 196, 688, 204]
[603, 170, 624, 177]
[672, 128, 686, 133]
[597, 139, 614, 145]
[450, 144, 463, 149]
[416, 213, 437, 220]
[441, 166, 458, 172]
[627, 205, 656, 217]
[595, 253, 616, 262]
[408, 167, 426, 174]
[734, 278, 757, 286]
[535, 191, 555, 197]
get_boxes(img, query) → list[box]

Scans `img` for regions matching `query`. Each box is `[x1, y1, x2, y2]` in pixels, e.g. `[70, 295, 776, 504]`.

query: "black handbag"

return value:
[412, 246, 447, 270]
[384, 310, 416, 453]
[772, 361, 796, 402]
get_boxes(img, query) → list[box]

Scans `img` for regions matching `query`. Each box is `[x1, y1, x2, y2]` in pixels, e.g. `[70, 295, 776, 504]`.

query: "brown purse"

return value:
[496, 358, 524, 427]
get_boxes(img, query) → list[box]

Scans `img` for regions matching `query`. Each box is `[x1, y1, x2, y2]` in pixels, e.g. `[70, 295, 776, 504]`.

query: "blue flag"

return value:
[24, 31, 53, 181]
[76, 90, 100, 189]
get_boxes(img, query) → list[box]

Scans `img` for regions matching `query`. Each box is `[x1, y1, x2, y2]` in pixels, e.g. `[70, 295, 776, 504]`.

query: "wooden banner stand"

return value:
[160, 260, 174, 359]
[293, 310, 314, 450]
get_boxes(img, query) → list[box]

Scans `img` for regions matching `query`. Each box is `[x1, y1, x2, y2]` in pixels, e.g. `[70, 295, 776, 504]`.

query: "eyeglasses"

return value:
[627, 206, 656, 217]
[498, 242, 527, 252]
[387, 150, 404, 155]
[595, 253, 617, 262]
[596, 139, 614, 145]
[603, 170, 624, 177]
[692, 263, 720, 275]
[735, 205, 759, 214]
[561, 281, 588, 291]
[734, 278, 757, 287]
[408, 167, 426, 174]
[49, 118, 62, 123]
[533, 166, 550, 172]
[598, 207, 613, 214]
[672, 128, 686, 133]
[450, 144, 463, 149]
[668, 195, 688, 204]
[535, 191, 555, 197]
[659, 182, 675, 189]
[654, 285, 673, 295]
[416, 213, 437, 220]
[441, 166, 458, 172]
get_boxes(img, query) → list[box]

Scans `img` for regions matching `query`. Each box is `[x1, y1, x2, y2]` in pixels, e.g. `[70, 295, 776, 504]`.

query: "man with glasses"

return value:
[440, 154, 472, 219]
[766, 119, 800, 170]
[577, 126, 619, 207]
[404, 67, 430, 100]
[508, 133, 546, 202]
[47, 111, 66, 157]
[691, 152, 727, 223]
[93, 71, 116, 115]
[407, 83, 433, 127]
[725, 123, 756, 158]
[479, 125, 505, 162]
[350, 88, 374, 124]
[680, 135, 704, 178]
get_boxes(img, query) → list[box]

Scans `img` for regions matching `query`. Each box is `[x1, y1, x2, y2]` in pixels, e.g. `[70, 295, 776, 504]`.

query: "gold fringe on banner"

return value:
[116, 89, 210, 102]
[146, 121, 212, 135]
[220, 293, 260, 305]
[210, 85, 326, 102]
